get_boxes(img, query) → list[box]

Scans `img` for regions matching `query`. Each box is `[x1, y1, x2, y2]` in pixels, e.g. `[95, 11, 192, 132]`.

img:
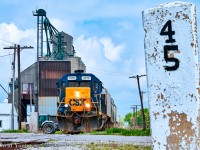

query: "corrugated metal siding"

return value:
[39, 61, 71, 96]
[38, 97, 58, 116]
[105, 89, 111, 117]
[20, 63, 37, 99]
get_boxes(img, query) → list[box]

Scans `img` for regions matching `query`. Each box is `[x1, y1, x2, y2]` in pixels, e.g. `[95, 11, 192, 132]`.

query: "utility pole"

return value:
[129, 74, 146, 130]
[141, 91, 146, 126]
[17, 45, 33, 129]
[30, 84, 32, 112]
[131, 105, 140, 126]
[141, 91, 146, 100]
[130, 106, 135, 117]
[17, 45, 21, 129]
[4, 45, 33, 130]
[130, 106, 136, 126]
[4, 44, 16, 130]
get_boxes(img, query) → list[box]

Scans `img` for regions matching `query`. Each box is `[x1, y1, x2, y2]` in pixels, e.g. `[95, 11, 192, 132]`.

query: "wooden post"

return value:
[143, 2, 200, 149]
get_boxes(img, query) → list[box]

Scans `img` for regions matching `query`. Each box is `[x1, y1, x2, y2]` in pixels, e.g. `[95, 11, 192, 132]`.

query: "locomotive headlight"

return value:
[64, 104, 68, 107]
[85, 103, 91, 108]
[75, 91, 80, 98]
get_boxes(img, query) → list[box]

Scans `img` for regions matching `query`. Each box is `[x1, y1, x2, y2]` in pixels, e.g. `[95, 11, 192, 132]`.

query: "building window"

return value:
[0, 120, 2, 128]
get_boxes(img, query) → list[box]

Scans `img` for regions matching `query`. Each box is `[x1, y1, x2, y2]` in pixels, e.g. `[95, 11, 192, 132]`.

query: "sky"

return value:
[0, 0, 200, 118]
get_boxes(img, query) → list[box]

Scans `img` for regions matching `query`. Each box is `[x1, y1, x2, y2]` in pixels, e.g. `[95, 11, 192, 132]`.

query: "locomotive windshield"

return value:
[68, 81, 90, 87]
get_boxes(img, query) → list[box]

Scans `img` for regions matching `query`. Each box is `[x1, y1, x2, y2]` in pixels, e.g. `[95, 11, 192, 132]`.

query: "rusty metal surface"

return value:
[0, 140, 45, 150]
[143, 2, 199, 149]
[39, 61, 71, 96]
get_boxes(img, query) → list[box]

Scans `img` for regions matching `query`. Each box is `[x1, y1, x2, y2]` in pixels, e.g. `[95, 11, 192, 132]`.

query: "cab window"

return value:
[93, 81, 98, 91]
[61, 82, 66, 89]
[68, 82, 79, 87]
[80, 82, 90, 87]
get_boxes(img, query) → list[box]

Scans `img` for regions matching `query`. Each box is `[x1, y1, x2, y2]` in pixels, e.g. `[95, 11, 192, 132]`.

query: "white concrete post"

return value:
[29, 112, 38, 133]
[143, 2, 200, 149]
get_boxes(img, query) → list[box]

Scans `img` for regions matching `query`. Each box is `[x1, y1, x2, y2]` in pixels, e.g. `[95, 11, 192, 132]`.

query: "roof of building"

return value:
[0, 103, 15, 115]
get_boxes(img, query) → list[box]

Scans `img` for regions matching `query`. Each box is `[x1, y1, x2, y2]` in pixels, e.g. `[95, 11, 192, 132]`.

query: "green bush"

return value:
[105, 127, 150, 136]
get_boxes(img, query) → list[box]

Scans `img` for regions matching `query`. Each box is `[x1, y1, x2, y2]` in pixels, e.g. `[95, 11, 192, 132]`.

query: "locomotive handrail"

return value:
[57, 88, 62, 101]
[93, 94, 101, 119]
[56, 97, 66, 116]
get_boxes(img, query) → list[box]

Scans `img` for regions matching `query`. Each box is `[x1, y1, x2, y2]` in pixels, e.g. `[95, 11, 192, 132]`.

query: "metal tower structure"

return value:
[33, 9, 46, 59]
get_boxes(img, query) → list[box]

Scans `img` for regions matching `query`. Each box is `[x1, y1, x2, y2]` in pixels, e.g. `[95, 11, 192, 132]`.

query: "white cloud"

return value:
[0, 23, 37, 100]
[74, 35, 103, 68]
[75, 35, 125, 64]
[74, 35, 136, 89]
[99, 37, 125, 62]
[50, 18, 74, 35]
[0, 23, 36, 45]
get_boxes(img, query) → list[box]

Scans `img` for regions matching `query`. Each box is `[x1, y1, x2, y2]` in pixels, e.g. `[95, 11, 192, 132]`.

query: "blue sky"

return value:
[0, 0, 200, 118]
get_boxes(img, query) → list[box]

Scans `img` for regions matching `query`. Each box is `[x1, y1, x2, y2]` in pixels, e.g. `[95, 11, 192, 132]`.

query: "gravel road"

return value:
[0, 133, 151, 149]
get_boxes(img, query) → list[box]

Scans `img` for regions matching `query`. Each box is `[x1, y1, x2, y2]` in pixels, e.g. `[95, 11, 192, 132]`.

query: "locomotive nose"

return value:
[65, 87, 91, 111]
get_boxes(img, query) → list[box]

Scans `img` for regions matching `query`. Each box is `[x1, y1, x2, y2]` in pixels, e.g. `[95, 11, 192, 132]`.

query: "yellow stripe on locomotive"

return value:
[65, 87, 91, 112]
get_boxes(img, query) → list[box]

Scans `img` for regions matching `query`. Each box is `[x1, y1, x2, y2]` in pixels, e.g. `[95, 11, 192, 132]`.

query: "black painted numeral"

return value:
[164, 45, 179, 71]
[160, 20, 176, 43]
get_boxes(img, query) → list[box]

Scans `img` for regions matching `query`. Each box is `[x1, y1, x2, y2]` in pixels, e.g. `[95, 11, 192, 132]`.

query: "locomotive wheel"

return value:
[42, 123, 55, 134]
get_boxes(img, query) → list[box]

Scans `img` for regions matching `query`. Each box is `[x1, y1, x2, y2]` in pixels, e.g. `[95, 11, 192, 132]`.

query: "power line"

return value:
[88, 68, 133, 77]
[0, 43, 11, 47]
[87, 66, 133, 76]
[0, 38, 35, 49]
[88, 70, 128, 77]
[22, 51, 35, 56]
[0, 54, 13, 57]
[0, 38, 16, 45]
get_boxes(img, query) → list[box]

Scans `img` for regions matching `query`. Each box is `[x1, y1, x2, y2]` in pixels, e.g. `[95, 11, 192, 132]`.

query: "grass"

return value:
[91, 128, 150, 136]
[55, 130, 64, 134]
[86, 142, 151, 150]
[47, 139, 57, 142]
[0, 129, 28, 133]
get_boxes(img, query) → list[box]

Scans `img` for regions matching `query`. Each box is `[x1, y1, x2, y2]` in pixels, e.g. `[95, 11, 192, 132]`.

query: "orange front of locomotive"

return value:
[65, 87, 91, 112]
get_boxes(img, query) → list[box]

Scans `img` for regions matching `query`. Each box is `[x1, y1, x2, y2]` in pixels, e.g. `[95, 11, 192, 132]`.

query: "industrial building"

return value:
[8, 9, 86, 126]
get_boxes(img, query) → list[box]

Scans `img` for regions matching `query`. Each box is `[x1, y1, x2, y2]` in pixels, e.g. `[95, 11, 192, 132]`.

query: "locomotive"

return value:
[56, 70, 117, 132]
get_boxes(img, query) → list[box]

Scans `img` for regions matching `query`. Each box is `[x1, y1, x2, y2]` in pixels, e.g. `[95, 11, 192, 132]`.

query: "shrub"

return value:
[105, 127, 150, 136]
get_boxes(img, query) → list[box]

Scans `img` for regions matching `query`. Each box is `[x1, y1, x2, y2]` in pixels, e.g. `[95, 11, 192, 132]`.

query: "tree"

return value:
[124, 108, 150, 128]
[136, 108, 150, 128]
[118, 115, 125, 128]
[124, 112, 133, 127]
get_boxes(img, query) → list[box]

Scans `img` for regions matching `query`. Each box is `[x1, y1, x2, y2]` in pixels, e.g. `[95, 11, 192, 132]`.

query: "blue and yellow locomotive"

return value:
[56, 70, 117, 132]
